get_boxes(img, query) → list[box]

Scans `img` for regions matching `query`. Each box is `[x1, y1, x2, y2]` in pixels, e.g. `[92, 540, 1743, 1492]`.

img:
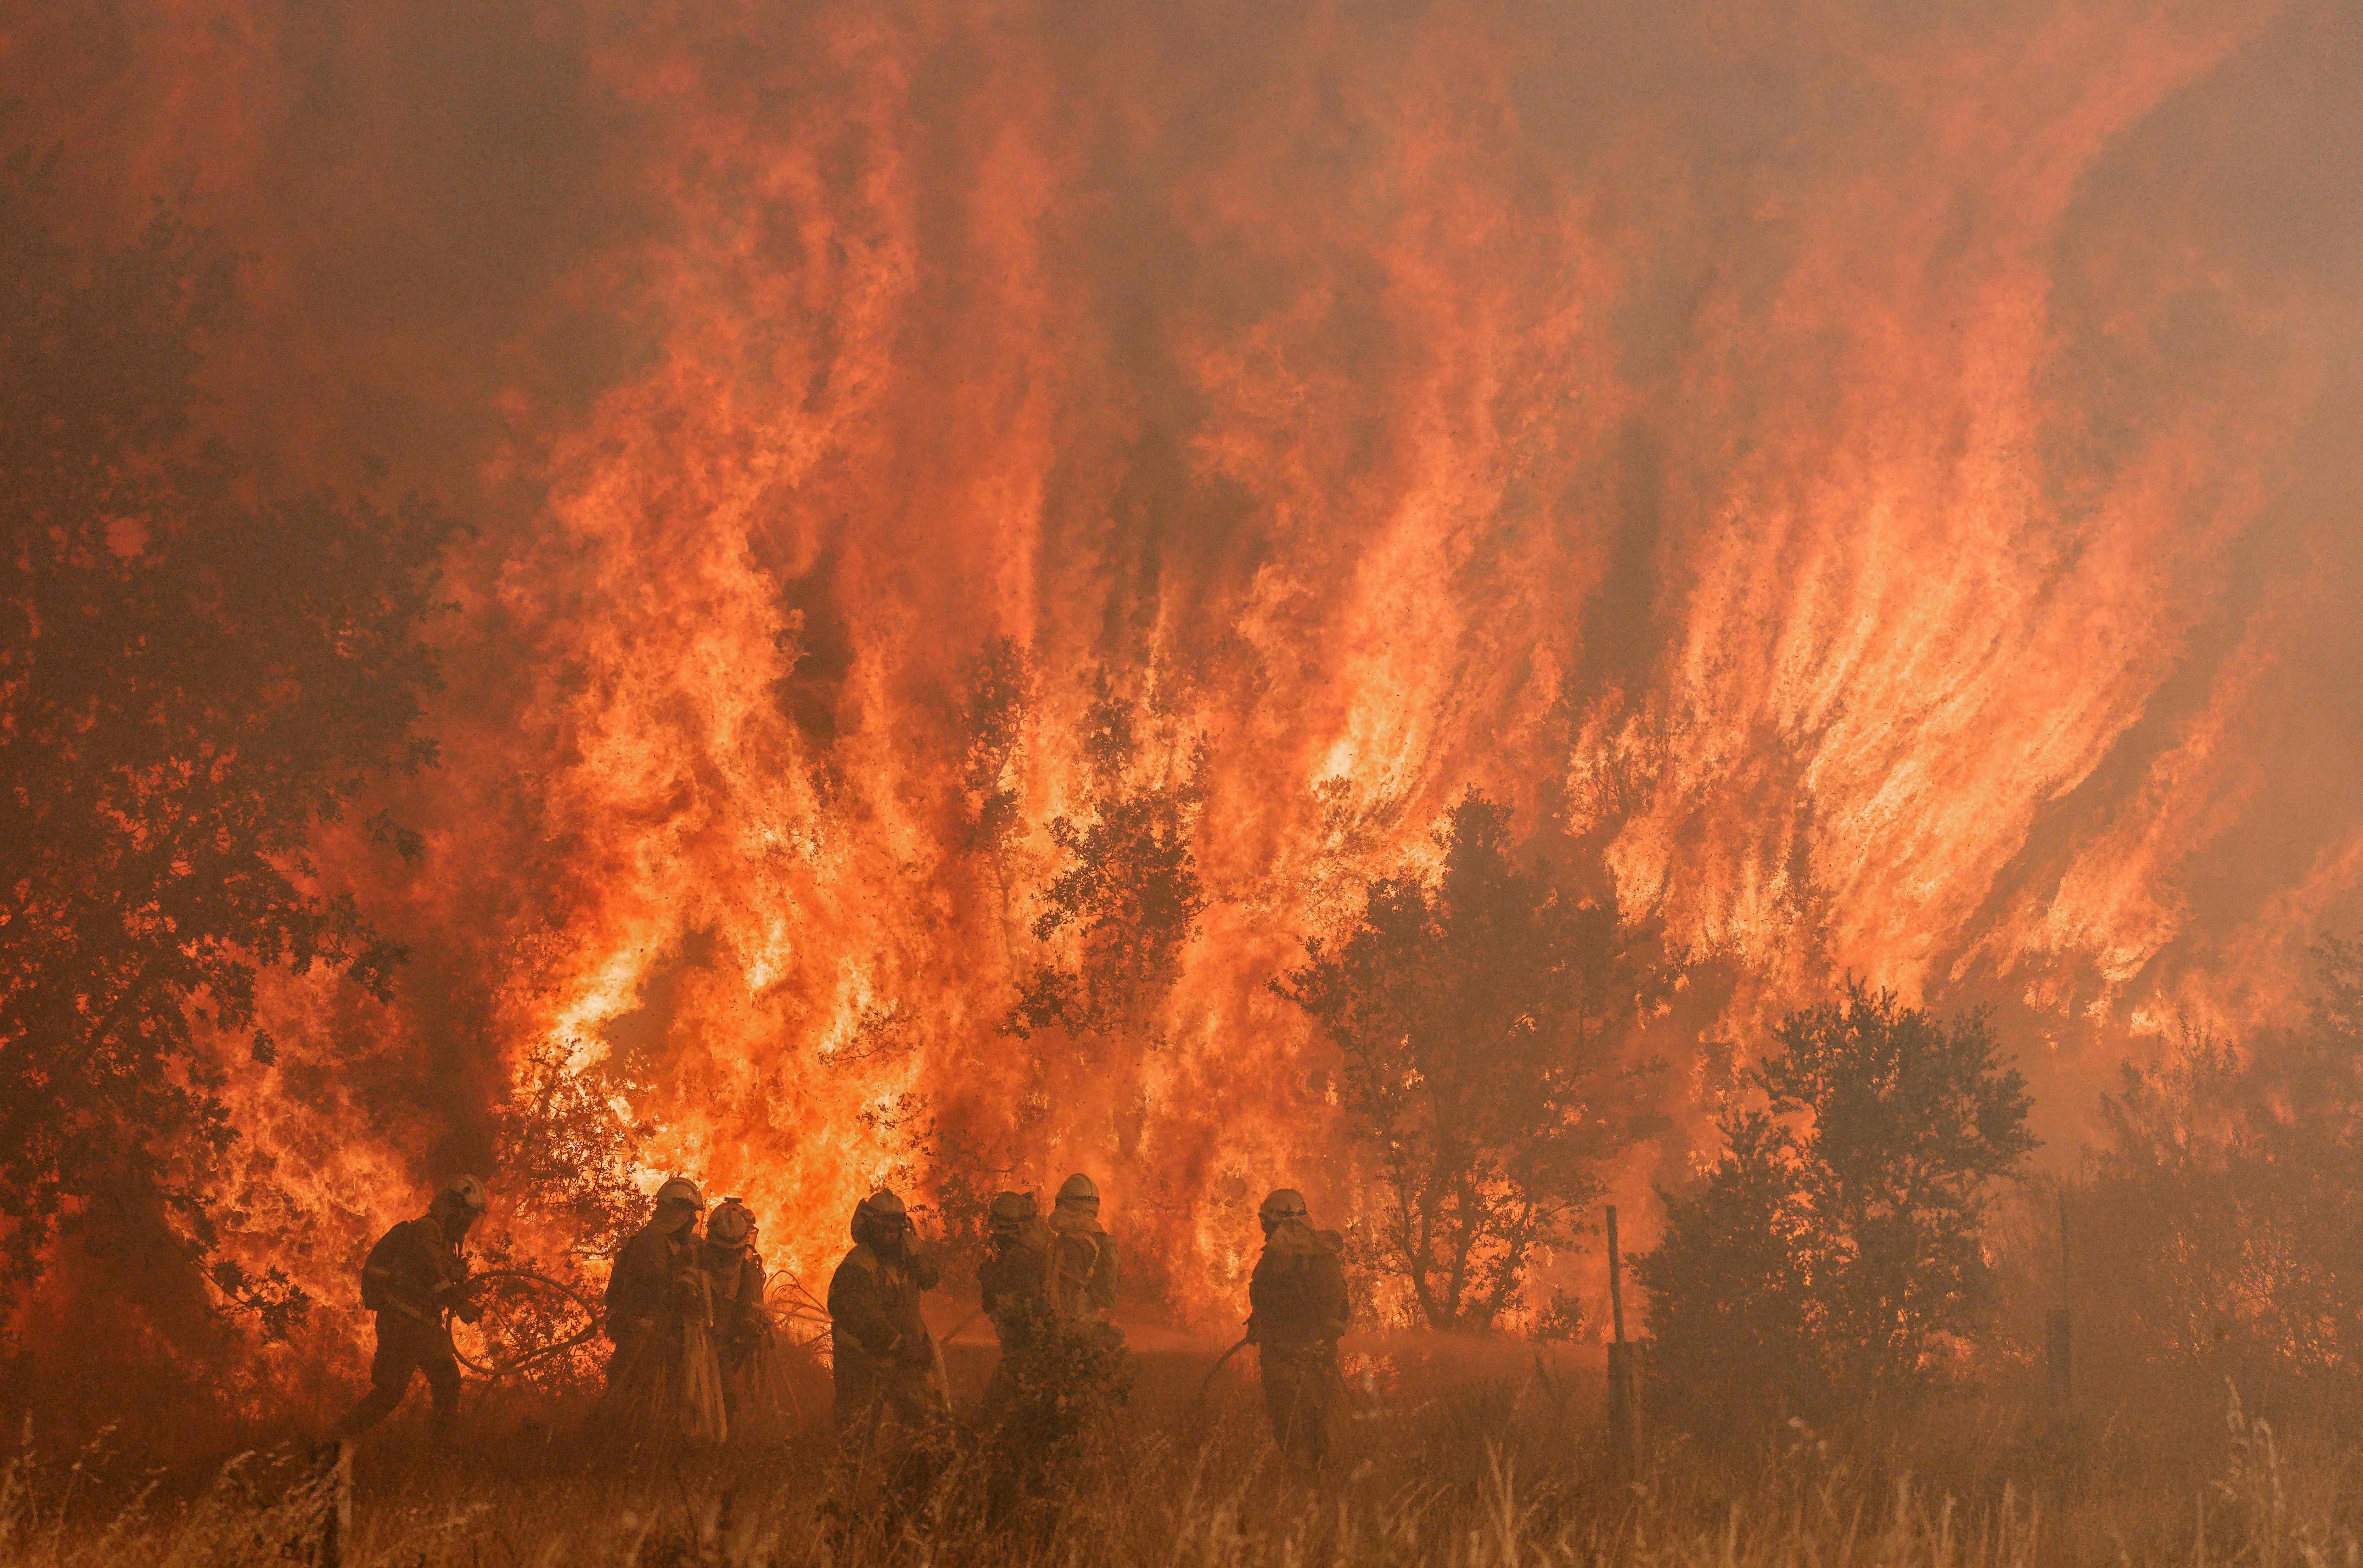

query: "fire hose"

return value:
[1194, 1335, 1252, 1406]
[440, 1268, 608, 1380]
[441, 1267, 843, 1391]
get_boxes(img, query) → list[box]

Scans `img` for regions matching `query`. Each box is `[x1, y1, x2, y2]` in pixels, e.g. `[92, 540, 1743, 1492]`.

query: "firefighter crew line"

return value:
[328, 1174, 1352, 1472]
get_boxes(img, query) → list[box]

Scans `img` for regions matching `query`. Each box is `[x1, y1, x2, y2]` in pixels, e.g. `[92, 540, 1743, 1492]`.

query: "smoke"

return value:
[5, 0, 2361, 1375]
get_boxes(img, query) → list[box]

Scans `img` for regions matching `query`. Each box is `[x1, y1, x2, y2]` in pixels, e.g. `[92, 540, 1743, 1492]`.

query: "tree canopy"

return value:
[1005, 671, 1208, 1046]
[1637, 981, 2035, 1429]
[0, 149, 458, 1335]
[1278, 789, 1659, 1331]
[2074, 938, 2363, 1389]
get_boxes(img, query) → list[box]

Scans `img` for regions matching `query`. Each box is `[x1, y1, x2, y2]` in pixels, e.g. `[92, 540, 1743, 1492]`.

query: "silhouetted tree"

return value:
[493, 1042, 646, 1269]
[1004, 671, 1207, 1044]
[2071, 938, 2363, 1396]
[957, 636, 1032, 858]
[955, 636, 1034, 965]
[0, 150, 457, 1335]
[1278, 790, 1659, 1331]
[1637, 981, 2034, 1429]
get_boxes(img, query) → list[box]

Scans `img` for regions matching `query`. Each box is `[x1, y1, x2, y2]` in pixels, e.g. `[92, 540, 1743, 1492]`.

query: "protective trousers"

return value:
[1260, 1347, 1334, 1472]
[834, 1359, 940, 1444]
[332, 1313, 460, 1439]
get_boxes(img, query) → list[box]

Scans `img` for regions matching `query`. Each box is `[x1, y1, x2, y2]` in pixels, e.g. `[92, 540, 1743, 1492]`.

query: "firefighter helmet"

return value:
[1257, 1188, 1310, 1224]
[707, 1197, 755, 1247]
[988, 1190, 1038, 1235]
[851, 1189, 912, 1246]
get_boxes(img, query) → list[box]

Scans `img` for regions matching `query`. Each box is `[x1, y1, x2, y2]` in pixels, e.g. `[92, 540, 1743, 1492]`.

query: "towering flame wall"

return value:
[7, 0, 2362, 1374]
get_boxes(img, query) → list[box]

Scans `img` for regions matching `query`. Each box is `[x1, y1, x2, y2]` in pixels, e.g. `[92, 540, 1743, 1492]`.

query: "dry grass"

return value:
[2, 1351, 2355, 1567]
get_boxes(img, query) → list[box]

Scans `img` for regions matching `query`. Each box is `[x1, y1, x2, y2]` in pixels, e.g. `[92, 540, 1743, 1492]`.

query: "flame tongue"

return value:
[6, 0, 2360, 1361]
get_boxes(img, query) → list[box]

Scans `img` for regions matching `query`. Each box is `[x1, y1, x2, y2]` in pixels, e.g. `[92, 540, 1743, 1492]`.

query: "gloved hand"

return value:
[897, 1333, 935, 1370]
[437, 1277, 484, 1324]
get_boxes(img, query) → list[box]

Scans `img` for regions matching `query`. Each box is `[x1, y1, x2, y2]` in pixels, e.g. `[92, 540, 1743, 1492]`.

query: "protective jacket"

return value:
[360, 1216, 469, 1325]
[978, 1218, 1054, 1345]
[606, 1219, 698, 1341]
[827, 1241, 941, 1433]
[697, 1241, 768, 1352]
[1247, 1223, 1349, 1351]
[1045, 1204, 1118, 1322]
[827, 1242, 939, 1370]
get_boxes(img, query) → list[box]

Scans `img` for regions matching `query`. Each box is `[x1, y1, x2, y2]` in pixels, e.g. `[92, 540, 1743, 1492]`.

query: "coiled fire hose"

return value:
[440, 1268, 607, 1380]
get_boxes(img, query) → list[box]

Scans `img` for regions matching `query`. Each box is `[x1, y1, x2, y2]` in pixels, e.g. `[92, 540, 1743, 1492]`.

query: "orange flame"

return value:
[7, 0, 2361, 1379]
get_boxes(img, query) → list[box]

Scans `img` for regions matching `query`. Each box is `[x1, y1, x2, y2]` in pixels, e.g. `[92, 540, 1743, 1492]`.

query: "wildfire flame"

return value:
[7, 0, 2361, 1387]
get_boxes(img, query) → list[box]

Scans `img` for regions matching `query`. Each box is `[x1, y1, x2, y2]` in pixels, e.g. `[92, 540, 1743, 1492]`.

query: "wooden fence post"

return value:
[2047, 1187, 2073, 1415]
[1606, 1205, 1636, 1482]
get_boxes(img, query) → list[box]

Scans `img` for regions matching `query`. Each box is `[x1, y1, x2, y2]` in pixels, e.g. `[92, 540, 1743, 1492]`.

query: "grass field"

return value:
[1, 1334, 2354, 1567]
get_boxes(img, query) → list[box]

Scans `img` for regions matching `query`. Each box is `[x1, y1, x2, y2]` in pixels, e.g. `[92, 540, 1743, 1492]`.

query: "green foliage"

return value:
[1277, 789, 1660, 1331]
[0, 150, 458, 1331]
[1637, 981, 2034, 1429]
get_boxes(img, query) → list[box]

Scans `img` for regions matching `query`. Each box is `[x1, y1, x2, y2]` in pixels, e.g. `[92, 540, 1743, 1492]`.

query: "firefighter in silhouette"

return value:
[976, 1191, 1053, 1517]
[1045, 1173, 1119, 1328]
[605, 1176, 705, 1383]
[599, 1177, 729, 1442]
[328, 1175, 487, 1442]
[826, 1189, 944, 1441]
[978, 1184, 1128, 1522]
[698, 1197, 770, 1429]
[978, 1190, 1053, 1368]
[1246, 1188, 1350, 1472]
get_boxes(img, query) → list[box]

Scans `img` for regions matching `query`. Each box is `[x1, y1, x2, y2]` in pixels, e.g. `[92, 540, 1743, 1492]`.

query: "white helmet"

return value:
[707, 1198, 755, 1247]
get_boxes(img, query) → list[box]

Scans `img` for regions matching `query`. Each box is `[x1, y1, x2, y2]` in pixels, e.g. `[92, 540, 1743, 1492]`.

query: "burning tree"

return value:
[1636, 982, 2034, 1429]
[1277, 789, 1659, 1332]
[955, 636, 1036, 968]
[1004, 671, 1209, 1047]
[0, 152, 457, 1334]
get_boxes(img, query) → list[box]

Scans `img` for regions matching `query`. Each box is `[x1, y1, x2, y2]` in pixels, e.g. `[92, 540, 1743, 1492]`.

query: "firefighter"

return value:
[597, 1176, 729, 1444]
[978, 1190, 1053, 1358]
[328, 1175, 487, 1442]
[977, 1189, 1055, 1424]
[976, 1185, 1122, 1522]
[1044, 1173, 1119, 1327]
[1246, 1188, 1350, 1473]
[825, 1189, 943, 1440]
[699, 1197, 769, 1427]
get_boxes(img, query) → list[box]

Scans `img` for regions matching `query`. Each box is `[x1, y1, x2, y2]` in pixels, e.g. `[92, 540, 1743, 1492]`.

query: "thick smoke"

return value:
[5, 0, 2360, 1390]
